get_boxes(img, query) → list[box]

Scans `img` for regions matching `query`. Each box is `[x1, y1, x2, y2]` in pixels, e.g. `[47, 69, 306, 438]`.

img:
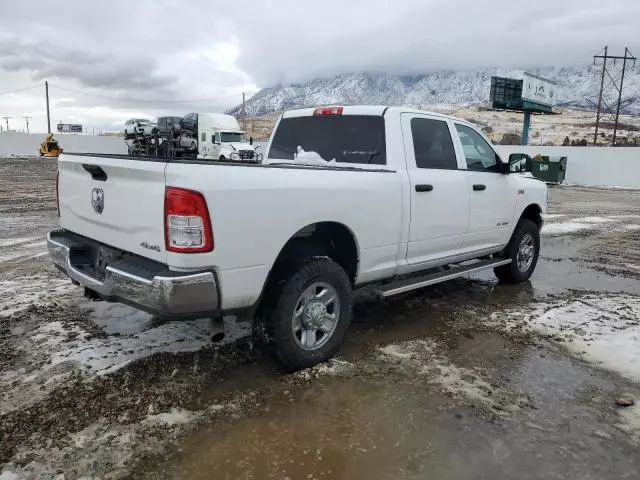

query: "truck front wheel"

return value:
[494, 219, 540, 284]
[268, 257, 353, 371]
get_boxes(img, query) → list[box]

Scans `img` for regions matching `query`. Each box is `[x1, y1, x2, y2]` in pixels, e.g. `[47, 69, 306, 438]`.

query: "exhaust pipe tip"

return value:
[211, 332, 226, 343]
[210, 316, 225, 343]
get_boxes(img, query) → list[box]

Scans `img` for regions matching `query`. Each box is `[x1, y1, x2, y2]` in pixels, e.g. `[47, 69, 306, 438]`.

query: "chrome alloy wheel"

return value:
[291, 282, 340, 350]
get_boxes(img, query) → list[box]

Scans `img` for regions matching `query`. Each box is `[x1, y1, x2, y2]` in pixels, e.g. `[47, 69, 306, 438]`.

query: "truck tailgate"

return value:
[58, 154, 167, 263]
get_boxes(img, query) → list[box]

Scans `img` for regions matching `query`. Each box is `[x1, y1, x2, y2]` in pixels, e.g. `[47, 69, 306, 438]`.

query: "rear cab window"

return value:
[267, 115, 386, 165]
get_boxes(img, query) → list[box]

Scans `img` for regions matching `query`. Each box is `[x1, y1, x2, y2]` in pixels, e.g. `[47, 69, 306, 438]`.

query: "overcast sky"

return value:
[0, 0, 637, 133]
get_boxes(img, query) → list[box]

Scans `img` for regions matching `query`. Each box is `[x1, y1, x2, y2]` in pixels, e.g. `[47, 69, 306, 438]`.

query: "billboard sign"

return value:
[522, 73, 557, 107]
[57, 123, 83, 133]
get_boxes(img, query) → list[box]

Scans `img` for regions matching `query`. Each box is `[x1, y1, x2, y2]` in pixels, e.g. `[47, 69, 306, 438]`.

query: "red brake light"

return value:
[56, 170, 60, 217]
[313, 106, 343, 116]
[164, 187, 213, 253]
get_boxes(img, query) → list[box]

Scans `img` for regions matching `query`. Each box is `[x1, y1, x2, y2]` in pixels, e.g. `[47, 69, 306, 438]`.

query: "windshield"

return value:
[220, 132, 244, 143]
[267, 115, 386, 165]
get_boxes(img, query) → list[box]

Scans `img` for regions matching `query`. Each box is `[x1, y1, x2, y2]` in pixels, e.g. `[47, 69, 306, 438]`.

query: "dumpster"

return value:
[531, 155, 567, 184]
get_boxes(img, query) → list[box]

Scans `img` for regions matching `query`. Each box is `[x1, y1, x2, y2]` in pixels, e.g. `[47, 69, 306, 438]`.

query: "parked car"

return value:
[155, 116, 183, 137]
[179, 134, 198, 151]
[123, 118, 153, 139]
[180, 113, 198, 134]
[49, 106, 546, 371]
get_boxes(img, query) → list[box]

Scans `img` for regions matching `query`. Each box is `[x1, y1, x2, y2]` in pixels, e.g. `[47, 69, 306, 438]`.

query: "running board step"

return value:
[373, 258, 512, 297]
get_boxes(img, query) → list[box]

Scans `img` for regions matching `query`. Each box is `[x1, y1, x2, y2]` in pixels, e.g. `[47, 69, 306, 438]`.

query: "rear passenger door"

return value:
[401, 113, 469, 266]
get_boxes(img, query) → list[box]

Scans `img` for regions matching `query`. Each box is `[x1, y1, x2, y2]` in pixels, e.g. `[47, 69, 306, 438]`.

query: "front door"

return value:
[452, 123, 517, 251]
[401, 113, 470, 266]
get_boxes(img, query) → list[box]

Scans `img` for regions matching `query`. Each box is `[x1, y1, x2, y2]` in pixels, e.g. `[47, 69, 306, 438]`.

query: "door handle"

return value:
[473, 184, 486, 191]
[82, 164, 108, 181]
[415, 184, 434, 192]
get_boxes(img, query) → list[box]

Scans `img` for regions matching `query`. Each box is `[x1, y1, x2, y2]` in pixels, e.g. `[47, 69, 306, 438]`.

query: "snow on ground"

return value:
[145, 408, 199, 426]
[377, 339, 531, 415]
[0, 237, 40, 248]
[492, 294, 640, 382]
[490, 293, 640, 441]
[578, 216, 616, 224]
[0, 276, 75, 317]
[541, 214, 640, 236]
[542, 222, 593, 235]
[616, 405, 640, 444]
[46, 316, 213, 375]
[374, 290, 640, 442]
[1, 293, 253, 415]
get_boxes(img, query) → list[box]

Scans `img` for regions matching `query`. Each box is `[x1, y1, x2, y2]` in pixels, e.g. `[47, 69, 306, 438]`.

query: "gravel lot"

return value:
[1, 157, 640, 479]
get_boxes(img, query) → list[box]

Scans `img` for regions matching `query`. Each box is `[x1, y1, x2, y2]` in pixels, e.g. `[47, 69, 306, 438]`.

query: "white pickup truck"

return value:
[48, 106, 547, 370]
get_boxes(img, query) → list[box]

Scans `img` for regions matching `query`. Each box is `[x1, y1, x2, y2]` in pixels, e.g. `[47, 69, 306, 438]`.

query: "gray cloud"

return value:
[230, 0, 639, 85]
[0, 0, 637, 132]
[0, 35, 176, 92]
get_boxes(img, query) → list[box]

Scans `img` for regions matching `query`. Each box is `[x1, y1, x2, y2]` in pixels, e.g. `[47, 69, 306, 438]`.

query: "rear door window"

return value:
[410, 118, 457, 169]
[267, 115, 386, 165]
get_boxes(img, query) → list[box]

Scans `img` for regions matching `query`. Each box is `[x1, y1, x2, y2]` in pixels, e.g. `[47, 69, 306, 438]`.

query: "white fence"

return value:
[2, 133, 638, 190]
[0, 132, 127, 156]
[496, 146, 640, 189]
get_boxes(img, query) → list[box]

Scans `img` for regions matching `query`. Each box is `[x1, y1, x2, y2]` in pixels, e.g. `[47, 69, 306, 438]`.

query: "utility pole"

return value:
[593, 47, 636, 146]
[613, 47, 632, 146]
[22, 116, 32, 134]
[2, 116, 12, 131]
[45, 81, 51, 134]
[242, 92, 246, 131]
[593, 46, 607, 145]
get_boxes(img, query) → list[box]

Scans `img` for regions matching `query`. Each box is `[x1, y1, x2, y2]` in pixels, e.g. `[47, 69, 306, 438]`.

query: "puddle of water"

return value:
[143, 333, 640, 480]
[532, 258, 640, 295]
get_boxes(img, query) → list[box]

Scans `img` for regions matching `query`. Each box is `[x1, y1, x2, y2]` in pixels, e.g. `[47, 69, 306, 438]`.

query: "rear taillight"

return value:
[56, 170, 60, 217]
[314, 106, 343, 116]
[164, 187, 213, 253]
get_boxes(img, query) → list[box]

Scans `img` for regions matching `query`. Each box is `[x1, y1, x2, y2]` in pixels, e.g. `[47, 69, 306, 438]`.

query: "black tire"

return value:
[219, 156, 226, 161]
[494, 219, 540, 284]
[268, 257, 352, 372]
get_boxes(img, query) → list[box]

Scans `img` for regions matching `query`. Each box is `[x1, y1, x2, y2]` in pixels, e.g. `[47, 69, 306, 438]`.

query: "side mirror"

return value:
[508, 153, 532, 173]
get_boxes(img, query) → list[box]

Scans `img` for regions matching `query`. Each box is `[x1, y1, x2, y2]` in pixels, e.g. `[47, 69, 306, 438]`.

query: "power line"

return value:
[0, 83, 44, 97]
[48, 83, 245, 104]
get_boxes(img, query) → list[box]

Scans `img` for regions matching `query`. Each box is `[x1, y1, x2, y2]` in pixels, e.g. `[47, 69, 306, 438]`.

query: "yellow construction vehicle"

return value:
[39, 134, 63, 157]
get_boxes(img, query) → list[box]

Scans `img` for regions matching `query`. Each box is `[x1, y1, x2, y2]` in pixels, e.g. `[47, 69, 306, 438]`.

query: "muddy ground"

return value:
[1, 157, 640, 480]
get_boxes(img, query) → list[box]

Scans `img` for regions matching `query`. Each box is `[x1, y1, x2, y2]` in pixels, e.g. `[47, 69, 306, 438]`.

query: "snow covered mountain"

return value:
[229, 66, 640, 117]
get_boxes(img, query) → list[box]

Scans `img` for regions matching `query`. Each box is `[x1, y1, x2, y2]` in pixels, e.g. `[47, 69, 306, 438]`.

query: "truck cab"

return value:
[195, 113, 259, 161]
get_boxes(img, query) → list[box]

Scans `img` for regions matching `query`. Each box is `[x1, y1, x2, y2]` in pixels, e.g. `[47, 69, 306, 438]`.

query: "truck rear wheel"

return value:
[494, 219, 540, 284]
[268, 257, 352, 371]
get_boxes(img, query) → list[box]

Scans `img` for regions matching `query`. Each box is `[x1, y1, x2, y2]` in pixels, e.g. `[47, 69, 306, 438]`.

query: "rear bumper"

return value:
[47, 230, 219, 318]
